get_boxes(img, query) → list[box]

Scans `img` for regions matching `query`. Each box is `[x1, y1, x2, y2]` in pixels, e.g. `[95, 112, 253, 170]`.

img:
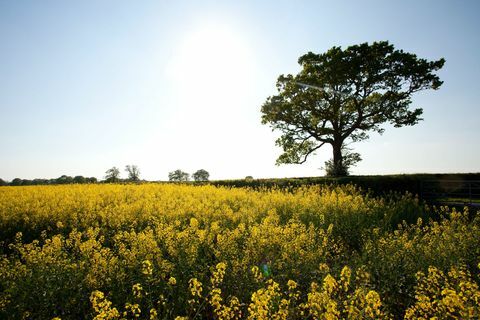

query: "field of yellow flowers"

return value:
[0, 183, 479, 319]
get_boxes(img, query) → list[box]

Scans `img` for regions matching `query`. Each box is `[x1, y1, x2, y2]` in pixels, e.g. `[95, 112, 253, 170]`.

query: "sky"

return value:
[0, 0, 479, 181]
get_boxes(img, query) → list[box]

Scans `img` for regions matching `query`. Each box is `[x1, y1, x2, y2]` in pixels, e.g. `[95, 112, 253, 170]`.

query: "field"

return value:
[0, 184, 479, 319]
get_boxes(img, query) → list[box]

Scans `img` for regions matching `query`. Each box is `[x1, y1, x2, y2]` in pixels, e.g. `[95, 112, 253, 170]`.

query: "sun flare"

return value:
[167, 22, 254, 104]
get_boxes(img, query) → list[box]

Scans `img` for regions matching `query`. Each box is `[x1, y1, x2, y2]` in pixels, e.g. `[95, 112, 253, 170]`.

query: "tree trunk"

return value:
[332, 141, 344, 176]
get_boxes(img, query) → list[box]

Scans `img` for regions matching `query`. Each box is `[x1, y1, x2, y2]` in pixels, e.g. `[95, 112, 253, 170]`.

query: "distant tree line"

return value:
[0, 166, 211, 186]
[0, 175, 98, 186]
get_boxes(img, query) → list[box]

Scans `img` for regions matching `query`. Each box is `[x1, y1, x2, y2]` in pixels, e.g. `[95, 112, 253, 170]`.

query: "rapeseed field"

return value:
[0, 184, 478, 319]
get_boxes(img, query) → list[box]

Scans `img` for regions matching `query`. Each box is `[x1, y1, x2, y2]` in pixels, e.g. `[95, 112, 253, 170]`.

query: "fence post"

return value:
[420, 180, 423, 200]
[469, 182, 472, 205]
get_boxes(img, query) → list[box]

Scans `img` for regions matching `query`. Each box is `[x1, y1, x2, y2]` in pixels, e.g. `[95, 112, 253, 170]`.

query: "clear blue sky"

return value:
[1, 0, 479, 181]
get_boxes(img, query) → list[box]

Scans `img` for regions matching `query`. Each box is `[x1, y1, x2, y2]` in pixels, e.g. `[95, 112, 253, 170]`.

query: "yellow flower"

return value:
[142, 260, 153, 276]
[90, 290, 120, 320]
[211, 262, 227, 287]
[168, 276, 177, 286]
[125, 302, 141, 318]
[340, 266, 351, 292]
[188, 277, 203, 307]
[132, 283, 143, 298]
[149, 308, 158, 320]
[287, 279, 297, 290]
[251, 266, 263, 282]
[323, 274, 338, 294]
[319, 263, 330, 273]
[189, 217, 199, 229]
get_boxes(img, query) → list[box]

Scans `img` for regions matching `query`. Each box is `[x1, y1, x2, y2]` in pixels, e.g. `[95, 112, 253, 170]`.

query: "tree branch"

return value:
[297, 141, 327, 164]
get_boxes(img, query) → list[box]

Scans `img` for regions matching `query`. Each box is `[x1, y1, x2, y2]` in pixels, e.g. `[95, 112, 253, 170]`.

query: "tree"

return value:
[86, 177, 98, 184]
[105, 167, 121, 182]
[168, 169, 189, 182]
[323, 146, 361, 176]
[261, 41, 445, 176]
[0, 178, 8, 186]
[192, 169, 210, 182]
[73, 175, 86, 184]
[10, 178, 22, 186]
[32, 179, 49, 185]
[125, 165, 140, 182]
[56, 175, 73, 184]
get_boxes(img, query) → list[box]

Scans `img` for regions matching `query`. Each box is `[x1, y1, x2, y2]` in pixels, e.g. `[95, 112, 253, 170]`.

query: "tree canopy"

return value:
[261, 41, 445, 176]
[125, 165, 141, 182]
[105, 167, 121, 182]
[168, 169, 189, 182]
[192, 169, 210, 182]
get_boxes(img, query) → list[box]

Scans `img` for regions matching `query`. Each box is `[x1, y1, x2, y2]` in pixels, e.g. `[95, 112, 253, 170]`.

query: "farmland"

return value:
[0, 183, 479, 319]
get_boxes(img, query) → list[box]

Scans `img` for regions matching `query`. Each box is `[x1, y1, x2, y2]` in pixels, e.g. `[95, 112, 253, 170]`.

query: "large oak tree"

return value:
[261, 41, 444, 176]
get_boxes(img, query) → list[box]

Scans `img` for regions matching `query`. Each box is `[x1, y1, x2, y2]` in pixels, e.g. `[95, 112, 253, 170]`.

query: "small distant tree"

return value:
[105, 167, 121, 182]
[10, 178, 23, 186]
[125, 165, 140, 182]
[73, 175, 86, 184]
[57, 175, 73, 184]
[168, 169, 189, 182]
[86, 177, 98, 183]
[245, 176, 254, 181]
[0, 178, 8, 186]
[32, 179, 48, 185]
[192, 169, 209, 182]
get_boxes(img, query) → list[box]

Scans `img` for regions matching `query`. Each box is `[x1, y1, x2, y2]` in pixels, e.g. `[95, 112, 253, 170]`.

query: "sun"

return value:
[166, 21, 254, 105]
[161, 20, 257, 162]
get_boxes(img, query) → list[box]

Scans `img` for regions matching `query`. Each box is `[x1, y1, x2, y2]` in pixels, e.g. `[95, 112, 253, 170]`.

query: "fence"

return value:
[420, 180, 480, 206]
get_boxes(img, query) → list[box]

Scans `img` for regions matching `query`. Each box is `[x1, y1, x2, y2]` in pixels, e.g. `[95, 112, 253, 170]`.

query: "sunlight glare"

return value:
[167, 22, 254, 107]
[161, 21, 257, 169]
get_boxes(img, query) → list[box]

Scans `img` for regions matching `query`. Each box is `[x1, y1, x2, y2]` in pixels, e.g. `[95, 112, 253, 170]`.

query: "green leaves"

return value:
[275, 134, 320, 165]
[261, 41, 445, 175]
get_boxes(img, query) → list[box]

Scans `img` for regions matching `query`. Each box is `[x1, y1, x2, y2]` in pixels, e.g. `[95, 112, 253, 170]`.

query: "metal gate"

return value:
[420, 180, 480, 206]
